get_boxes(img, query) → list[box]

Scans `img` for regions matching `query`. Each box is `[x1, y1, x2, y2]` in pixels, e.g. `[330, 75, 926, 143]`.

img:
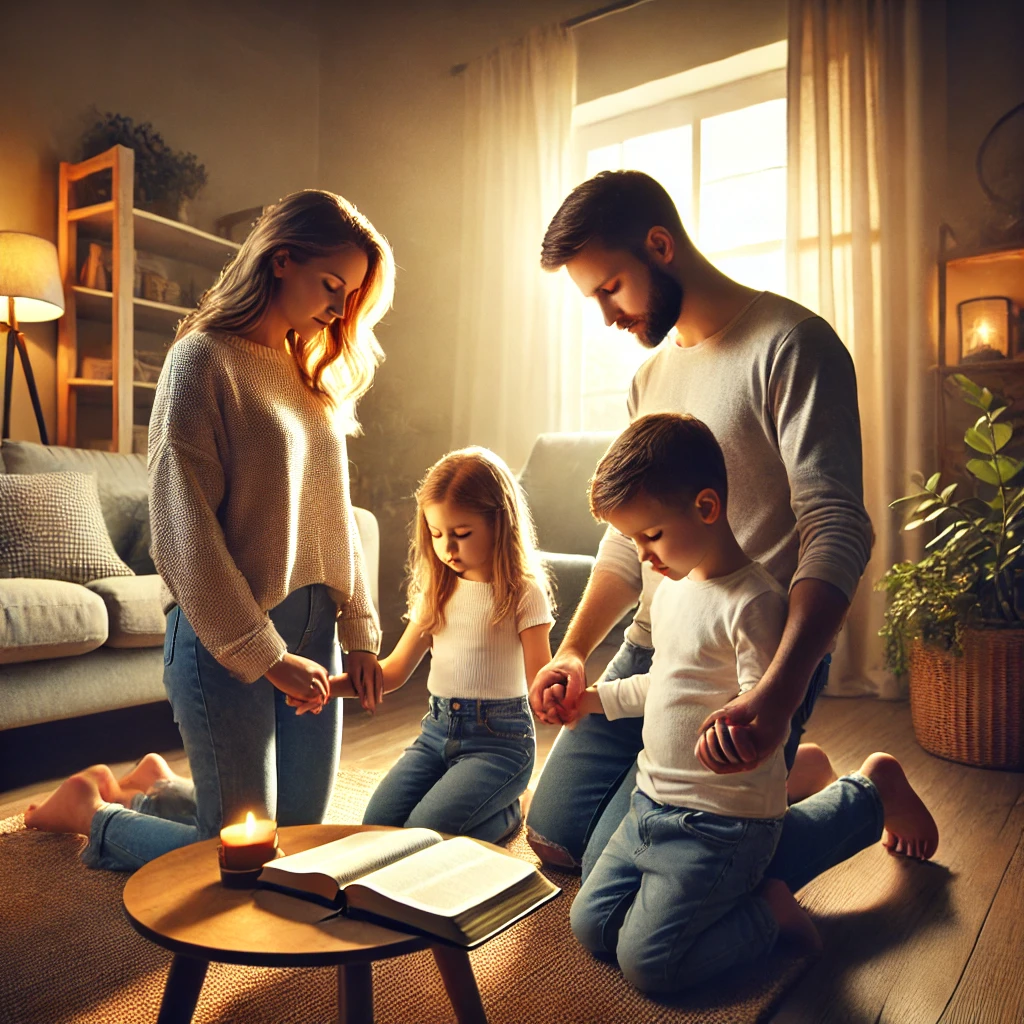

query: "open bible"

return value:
[257, 828, 560, 947]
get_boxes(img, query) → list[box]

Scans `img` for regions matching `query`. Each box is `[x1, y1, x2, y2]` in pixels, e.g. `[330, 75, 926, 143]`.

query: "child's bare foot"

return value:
[787, 743, 838, 804]
[860, 752, 939, 860]
[24, 772, 107, 835]
[759, 877, 823, 954]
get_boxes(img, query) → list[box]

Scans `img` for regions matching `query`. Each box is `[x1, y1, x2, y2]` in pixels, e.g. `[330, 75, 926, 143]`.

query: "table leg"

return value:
[337, 961, 374, 1024]
[156, 955, 208, 1024]
[432, 945, 488, 1024]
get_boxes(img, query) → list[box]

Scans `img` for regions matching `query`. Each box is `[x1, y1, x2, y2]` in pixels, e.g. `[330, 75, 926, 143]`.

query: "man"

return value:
[526, 170, 874, 876]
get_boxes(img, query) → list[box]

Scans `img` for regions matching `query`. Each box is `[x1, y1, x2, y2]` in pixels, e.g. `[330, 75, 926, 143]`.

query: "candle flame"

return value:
[245, 811, 256, 838]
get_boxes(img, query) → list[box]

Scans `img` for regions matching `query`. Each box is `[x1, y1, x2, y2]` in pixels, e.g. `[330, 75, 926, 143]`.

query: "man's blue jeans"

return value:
[527, 640, 882, 885]
[82, 584, 343, 871]
[571, 789, 784, 993]
[362, 695, 535, 843]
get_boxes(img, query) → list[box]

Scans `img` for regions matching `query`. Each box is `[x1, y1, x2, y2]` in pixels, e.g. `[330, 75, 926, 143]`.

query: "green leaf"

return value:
[966, 427, 995, 454]
[996, 456, 1024, 483]
[913, 498, 941, 515]
[926, 521, 960, 548]
[904, 518, 926, 531]
[940, 483, 958, 501]
[968, 459, 1001, 485]
[980, 387, 994, 410]
[890, 493, 927, 508]
[952, 373, 982, 398]
[990, 405, 1007, 421]
[926, 472, 941, 491]
[924, 506, 946, 522]
[991, 422, 1013, 452]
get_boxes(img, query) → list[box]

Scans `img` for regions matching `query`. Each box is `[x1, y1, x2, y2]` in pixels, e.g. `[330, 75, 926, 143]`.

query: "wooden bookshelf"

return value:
[57, 145, 241, 452]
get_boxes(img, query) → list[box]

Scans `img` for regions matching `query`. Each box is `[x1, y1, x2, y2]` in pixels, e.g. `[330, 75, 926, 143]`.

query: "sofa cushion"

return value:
[518, 432, 617, 557]
[85, 574, 166, 648]
[0, 578, 108, 664]
[0, 471, 135, 585]
[0, 439, 154, 574]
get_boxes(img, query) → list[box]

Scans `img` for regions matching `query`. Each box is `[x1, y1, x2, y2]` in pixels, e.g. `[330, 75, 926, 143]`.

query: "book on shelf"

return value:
[257, 827, 560, 948]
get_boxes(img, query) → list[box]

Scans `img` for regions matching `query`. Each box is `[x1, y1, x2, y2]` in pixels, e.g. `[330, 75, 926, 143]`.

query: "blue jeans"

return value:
[526, 640, 867, 881]
[362, 695, 535, 844]
[82, 584, 343, 871]
[571, 790, 784, 994]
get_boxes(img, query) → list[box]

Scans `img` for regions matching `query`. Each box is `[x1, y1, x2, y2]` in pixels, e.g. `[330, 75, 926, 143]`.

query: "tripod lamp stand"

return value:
[0, 232, 65, 445]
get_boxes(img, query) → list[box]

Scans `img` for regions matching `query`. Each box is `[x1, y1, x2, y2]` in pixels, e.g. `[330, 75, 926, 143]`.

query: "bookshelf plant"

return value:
[57, 144, 240, 453]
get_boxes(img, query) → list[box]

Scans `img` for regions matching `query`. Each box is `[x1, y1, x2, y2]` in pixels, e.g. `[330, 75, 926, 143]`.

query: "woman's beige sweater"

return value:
[148, 330, 380, 683]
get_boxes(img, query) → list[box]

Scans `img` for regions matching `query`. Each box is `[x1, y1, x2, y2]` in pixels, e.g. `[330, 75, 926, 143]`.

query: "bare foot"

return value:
[787, 743, 839, 804]
[24, 773, 107, 835]
[118, 752, 179, 796]
[759, 877, 823, 954]
[860, 752, 939, 860]
[79, 764, 123, 804]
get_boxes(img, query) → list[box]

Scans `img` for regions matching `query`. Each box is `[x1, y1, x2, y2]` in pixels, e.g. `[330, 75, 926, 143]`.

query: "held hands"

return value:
[529, 653, 587, 726]
[346, 651, 384, 714]
[266, 652, 330, 712]
[694, 686, 790, 775]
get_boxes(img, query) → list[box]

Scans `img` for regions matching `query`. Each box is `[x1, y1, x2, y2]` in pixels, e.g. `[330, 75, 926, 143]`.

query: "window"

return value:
[571, 42, 787, 431]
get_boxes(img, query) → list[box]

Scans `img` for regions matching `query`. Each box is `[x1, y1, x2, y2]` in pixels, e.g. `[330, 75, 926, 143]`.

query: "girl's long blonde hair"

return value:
[176, 189, 394, 428]
[408, 447, 552, 633]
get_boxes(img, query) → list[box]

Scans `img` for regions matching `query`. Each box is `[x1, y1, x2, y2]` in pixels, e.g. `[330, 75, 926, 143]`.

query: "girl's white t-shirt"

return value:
[411, 578, 553, 700]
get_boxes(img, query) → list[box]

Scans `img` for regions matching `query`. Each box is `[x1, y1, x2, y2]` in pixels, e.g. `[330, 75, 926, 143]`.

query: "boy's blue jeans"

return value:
[571, 789, 784, 994]
[527, 640, 883, 888]
[362, 695, 535, 843]
[82, 584, 343, 871]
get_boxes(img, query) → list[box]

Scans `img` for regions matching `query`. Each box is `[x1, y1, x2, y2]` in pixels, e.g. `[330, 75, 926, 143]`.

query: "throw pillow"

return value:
[0, 471, 135, 585]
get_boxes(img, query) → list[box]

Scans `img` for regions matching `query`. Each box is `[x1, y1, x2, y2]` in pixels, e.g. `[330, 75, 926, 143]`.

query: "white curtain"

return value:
[452, 25, 579, 470]
[787, 0, 931, 697]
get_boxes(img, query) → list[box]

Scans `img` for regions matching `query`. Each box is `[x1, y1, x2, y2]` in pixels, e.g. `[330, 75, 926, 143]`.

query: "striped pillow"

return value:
[0, 471, 134, 585]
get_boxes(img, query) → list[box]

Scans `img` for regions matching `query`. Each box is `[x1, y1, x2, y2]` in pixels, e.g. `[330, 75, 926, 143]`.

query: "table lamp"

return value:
[0, 231, 65, 444]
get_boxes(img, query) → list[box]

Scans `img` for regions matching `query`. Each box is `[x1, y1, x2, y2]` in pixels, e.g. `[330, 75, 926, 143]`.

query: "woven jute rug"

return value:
[0, 769, 809, 1023]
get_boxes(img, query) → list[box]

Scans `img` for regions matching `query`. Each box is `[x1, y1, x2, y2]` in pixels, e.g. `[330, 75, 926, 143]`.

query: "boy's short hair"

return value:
[589, 413, 728, 519]
[540, 171, 688, 270]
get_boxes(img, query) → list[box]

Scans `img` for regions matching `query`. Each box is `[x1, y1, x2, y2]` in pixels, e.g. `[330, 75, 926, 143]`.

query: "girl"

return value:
[25, 190, 394, 869]
[293, 446, 553, 843]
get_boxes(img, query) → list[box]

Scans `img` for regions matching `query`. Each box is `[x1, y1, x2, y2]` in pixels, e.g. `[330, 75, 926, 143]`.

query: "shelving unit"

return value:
[934, 236, 1024, 489]
[57, 145, 240, 452]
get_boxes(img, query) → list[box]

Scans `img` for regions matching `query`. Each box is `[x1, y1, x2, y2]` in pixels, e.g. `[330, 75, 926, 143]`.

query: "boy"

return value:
[544, 412, 936, 994]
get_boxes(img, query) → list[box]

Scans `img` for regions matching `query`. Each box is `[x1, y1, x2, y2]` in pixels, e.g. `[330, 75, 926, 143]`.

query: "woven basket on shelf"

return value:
[909, 627, 1024, 770]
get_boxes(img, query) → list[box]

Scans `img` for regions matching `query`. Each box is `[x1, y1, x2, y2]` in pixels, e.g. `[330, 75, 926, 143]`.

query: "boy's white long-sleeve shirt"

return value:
[597, 562, 788, 819]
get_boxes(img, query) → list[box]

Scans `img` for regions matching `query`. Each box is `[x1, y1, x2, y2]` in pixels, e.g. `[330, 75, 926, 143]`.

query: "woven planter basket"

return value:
[909, 627, 1024, 770]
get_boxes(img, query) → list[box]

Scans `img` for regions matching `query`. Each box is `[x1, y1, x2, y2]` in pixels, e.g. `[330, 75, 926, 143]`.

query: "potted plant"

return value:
[79, 112, 207, 221]
[878, 373, 1024, 769]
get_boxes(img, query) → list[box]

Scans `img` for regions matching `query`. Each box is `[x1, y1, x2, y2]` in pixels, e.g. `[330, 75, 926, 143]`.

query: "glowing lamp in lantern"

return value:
[958, 296, 1013, 363]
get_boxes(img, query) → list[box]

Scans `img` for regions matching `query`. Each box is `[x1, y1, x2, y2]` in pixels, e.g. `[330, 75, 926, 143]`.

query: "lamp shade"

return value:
[0, 232, 65, 323]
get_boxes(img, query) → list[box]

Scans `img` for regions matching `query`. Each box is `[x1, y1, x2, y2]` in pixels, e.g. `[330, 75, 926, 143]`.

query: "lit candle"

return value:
[219, 812, 278, 871]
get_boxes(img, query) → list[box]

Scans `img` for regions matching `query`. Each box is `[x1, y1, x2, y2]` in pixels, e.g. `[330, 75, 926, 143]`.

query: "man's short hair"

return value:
[589, 413, 729, 519]
[540, 170, 687, 270]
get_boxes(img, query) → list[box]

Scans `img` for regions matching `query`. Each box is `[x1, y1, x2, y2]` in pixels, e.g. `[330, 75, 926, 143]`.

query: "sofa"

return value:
[517, 431, 633, 650]
[0, 440, 379, 734]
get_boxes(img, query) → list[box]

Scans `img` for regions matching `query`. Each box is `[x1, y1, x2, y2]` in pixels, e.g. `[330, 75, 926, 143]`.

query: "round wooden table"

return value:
[123, 823, 488, 1024]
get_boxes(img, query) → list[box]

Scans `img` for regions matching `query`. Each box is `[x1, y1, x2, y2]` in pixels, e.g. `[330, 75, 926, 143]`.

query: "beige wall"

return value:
[1, 0, 321, 441]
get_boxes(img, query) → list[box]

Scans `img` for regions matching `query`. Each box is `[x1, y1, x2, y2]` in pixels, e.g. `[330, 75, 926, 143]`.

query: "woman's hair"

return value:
[176, 189, 394, 428]
[407, 447, 552, 633]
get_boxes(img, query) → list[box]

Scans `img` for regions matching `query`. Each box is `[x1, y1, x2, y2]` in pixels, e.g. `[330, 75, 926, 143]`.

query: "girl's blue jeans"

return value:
[361, 695, 535, 844]
[82, 584, 343, 871]
[527, 640, 883, 889]
[571, 789, 784, 994]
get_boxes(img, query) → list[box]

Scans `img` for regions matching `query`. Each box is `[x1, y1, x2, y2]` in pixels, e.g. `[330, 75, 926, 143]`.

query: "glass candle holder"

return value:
[218, 813, 279, 887]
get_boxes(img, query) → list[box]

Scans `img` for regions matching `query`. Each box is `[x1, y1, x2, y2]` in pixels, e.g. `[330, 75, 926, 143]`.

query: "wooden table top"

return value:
[122, 824, 431, 967]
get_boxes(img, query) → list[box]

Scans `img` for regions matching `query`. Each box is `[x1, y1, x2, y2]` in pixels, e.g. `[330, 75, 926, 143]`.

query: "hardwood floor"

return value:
[3, 681, 1022, 1024]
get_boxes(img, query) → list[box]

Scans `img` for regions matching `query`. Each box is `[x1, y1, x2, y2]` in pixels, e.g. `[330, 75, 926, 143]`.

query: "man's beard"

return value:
[637, 260, 684, 349]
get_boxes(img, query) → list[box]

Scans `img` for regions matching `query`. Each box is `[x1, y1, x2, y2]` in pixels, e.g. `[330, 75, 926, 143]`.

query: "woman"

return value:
[25, 190, 395, 870]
